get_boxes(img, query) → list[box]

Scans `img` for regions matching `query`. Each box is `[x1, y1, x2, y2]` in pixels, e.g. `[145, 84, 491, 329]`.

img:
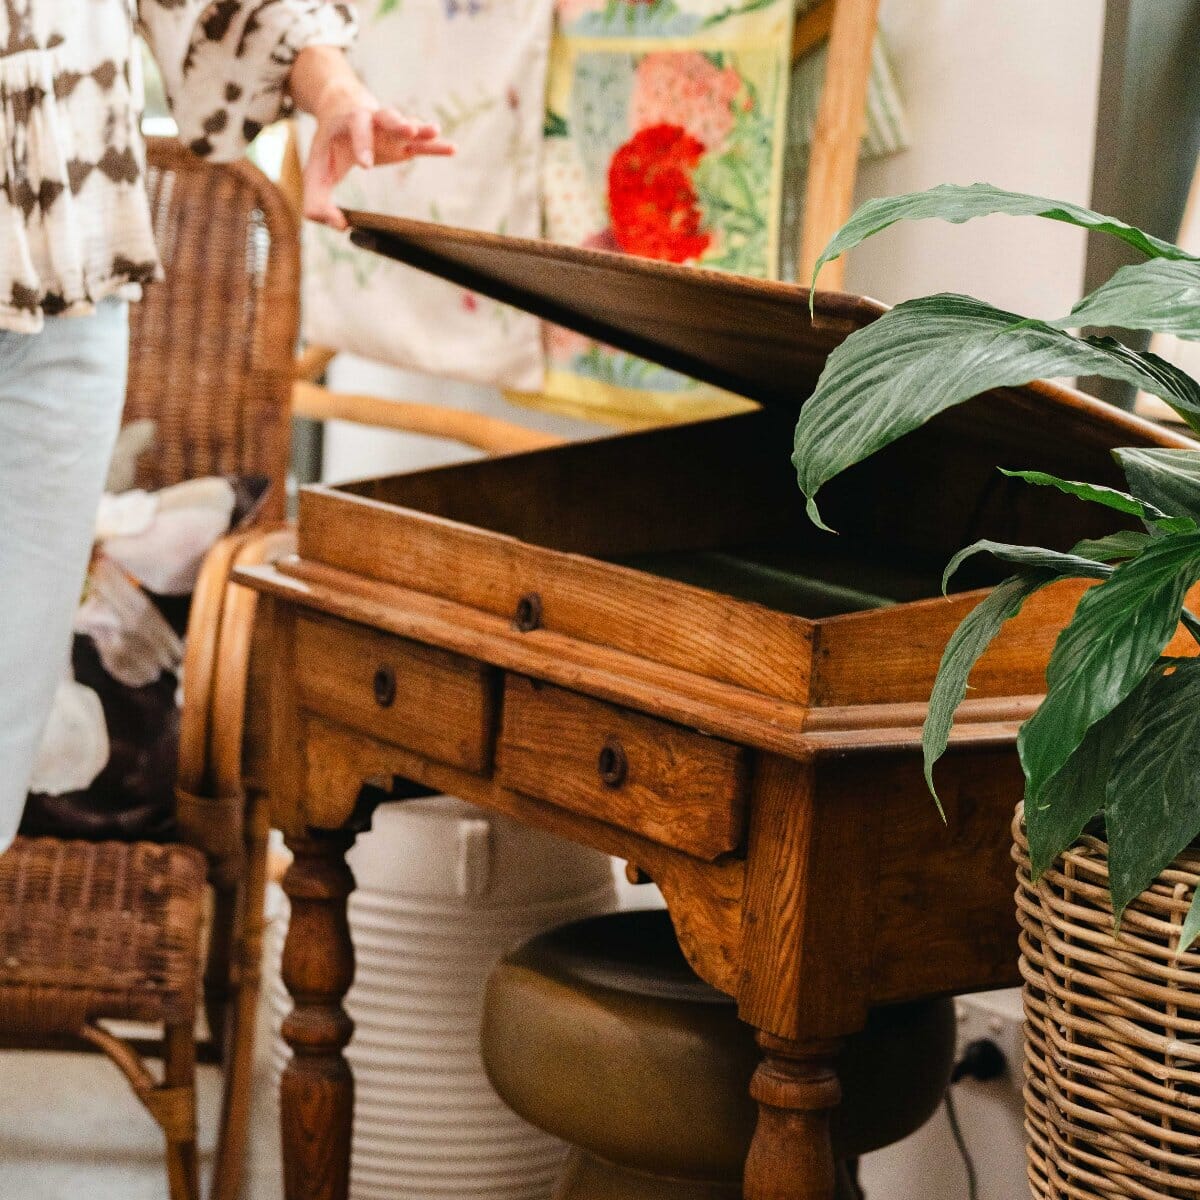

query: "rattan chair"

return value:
[0, 137, 299, 1200]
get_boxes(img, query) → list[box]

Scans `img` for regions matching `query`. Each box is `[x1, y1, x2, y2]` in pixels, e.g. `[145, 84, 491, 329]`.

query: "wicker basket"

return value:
[1014, 810, 1200, 1199]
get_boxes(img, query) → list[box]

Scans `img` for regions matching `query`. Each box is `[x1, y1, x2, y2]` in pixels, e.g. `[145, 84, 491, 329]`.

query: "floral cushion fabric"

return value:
[19, 461, 269, 843]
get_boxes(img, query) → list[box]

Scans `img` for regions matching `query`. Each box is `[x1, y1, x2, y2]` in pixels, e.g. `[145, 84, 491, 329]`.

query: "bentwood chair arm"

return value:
[192, 525, 296, 1200]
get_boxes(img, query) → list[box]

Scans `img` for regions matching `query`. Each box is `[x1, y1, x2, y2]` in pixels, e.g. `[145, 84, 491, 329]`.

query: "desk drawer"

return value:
[296, 615, 496, 773]
[496, 676, 747, 860]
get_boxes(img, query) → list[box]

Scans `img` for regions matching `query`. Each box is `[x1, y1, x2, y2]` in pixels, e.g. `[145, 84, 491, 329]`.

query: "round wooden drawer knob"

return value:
[597, 739, 628, 788]
[514, 592, 543, 633]
[373, 664, 397, 708]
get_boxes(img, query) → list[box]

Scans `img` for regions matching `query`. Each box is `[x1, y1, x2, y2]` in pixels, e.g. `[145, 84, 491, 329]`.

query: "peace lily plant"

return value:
[792, 186, 1200, 947]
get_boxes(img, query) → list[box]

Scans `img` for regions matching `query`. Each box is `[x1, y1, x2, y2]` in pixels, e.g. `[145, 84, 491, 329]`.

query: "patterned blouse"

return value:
[0, 0, 355, 332]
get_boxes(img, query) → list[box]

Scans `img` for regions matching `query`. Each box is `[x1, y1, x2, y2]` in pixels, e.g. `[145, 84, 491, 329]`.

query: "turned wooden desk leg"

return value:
[744, 1033, 843, 1200]
[279, 830, 358, 1200]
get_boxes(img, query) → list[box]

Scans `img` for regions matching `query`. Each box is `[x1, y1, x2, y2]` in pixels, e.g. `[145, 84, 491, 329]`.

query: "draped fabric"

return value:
[300, 0, 554, 392]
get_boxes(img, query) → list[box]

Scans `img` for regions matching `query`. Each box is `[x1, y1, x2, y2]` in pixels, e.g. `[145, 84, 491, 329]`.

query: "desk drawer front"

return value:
[496, 676, 747, 860]
[296, 615, 496, 773]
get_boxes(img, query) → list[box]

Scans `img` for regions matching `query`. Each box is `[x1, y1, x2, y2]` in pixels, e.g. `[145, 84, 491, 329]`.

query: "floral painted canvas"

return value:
[536, 0, 794, 424]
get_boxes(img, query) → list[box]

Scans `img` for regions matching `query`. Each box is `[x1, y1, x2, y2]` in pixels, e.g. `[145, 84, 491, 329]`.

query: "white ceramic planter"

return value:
[267, 796, 617, 1200]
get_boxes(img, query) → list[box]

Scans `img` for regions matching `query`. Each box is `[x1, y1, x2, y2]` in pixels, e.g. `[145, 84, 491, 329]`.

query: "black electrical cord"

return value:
[944, 1089, 979, 1200]
[945, 1037, 1008, 1200]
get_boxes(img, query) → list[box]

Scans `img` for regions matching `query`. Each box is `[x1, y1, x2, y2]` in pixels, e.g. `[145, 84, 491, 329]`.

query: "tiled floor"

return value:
[0, 1005, 283, 1199]
[0, 1013, 1023, 1200]
[0, 870, 1025, 1200]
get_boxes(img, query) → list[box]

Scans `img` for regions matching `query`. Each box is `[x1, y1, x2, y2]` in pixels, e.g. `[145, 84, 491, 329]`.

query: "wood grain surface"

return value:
[295, 612, 497, 773]
[496, 675, 748, 861]
[243, 188, 1200, 1200]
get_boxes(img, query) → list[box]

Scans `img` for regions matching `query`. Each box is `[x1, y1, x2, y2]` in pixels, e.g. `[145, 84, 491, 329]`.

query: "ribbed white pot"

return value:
[266, 796, 617, 1200]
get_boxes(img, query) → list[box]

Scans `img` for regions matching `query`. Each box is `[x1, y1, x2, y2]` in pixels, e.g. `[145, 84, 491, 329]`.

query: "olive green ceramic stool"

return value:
[481, 909, 956, 1200]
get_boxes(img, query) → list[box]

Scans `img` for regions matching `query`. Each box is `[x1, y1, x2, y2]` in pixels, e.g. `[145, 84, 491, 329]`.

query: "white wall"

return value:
[846, 0, 1106, 319]
[319, 358, 605, 484]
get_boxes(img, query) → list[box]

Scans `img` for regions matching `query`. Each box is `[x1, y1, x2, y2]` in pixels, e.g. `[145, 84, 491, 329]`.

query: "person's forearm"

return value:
[288, 45, 374, 118]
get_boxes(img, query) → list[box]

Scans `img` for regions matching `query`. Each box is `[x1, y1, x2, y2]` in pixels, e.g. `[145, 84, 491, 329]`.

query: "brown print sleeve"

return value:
[138, 0, 356, 160]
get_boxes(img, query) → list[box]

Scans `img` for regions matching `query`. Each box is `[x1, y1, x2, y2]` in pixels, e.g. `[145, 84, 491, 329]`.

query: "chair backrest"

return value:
[124, 138, 300, 521]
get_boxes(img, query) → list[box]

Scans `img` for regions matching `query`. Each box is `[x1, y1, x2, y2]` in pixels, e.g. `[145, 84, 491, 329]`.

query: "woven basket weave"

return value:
[0, 837, 205, 1037]
[1014, 810, 1200, 1199]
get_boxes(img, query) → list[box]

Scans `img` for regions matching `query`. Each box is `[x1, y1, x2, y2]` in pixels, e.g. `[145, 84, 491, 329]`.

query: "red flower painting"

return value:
[607, 123, 712, 263]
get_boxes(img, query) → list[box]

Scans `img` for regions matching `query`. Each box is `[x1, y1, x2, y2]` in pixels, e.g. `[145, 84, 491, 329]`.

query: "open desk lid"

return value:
[345, 211, 1194, 471]
[345, 210, 882, 409]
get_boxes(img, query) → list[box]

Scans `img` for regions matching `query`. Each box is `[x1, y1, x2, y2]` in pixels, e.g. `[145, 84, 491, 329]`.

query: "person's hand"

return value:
[304, 104, 454, 229]
[289, 46, 455, 230]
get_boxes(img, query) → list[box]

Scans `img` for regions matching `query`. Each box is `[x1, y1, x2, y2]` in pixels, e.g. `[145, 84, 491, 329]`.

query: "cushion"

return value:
[19, 430, 269, 842]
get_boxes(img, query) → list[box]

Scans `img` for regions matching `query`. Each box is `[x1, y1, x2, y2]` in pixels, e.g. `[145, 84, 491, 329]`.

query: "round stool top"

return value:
[482, 907, 956, 1180]
[507, 908, 734, 1005]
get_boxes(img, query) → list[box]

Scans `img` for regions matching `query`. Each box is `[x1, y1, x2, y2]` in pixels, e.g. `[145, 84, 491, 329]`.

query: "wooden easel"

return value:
[793, 0, 881, 286]
[1134, 151, 1200, 426]
[290, 0, 880, 438]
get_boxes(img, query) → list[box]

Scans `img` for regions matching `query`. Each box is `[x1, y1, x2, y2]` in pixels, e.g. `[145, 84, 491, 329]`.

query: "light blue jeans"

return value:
[0, 300, 129, 853]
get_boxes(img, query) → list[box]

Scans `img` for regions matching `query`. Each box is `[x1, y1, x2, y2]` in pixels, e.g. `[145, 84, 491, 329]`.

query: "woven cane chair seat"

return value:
[0, 837, 205, 1038]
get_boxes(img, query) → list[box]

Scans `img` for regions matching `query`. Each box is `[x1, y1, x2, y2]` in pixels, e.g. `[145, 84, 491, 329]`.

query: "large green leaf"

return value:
[1106, 658, 1200, 919]
[1018, 531, 1200, 808]
[812, 184, 1193, 292]
[1102, 342, 1200, 434]
[926, 542, 1115, 813]
[923, 572, 1052, 814]
[999, 469, 1196, 533]
[1097, 345, 1200, 437]
[941, 539, 1112, 594]
[1054, 259, 1200, 340]
[791, 295, 1200, 528]
[1116, 448, 1200, 525]
[1026, 682, 1149, 879]
[1070, 530, 1154, 562]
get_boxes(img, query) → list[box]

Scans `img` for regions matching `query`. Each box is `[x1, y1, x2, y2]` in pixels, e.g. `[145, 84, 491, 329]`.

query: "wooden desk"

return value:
[240, 219, 1195, 1200]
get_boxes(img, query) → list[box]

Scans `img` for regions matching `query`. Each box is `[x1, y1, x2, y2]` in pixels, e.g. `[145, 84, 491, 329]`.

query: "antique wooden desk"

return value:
[240, 217, 1195, 1200]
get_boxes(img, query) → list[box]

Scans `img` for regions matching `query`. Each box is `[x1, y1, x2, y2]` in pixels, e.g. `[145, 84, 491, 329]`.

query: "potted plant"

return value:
[793, 186, 1200, 1200]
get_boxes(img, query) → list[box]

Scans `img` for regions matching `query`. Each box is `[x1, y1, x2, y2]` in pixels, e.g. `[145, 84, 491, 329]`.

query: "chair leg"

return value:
[163, 1023, 201, 1200]
[80, 1021, 200, 1200]
[211, 789, 272, 1200]
[205, 880, 239, 1052]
